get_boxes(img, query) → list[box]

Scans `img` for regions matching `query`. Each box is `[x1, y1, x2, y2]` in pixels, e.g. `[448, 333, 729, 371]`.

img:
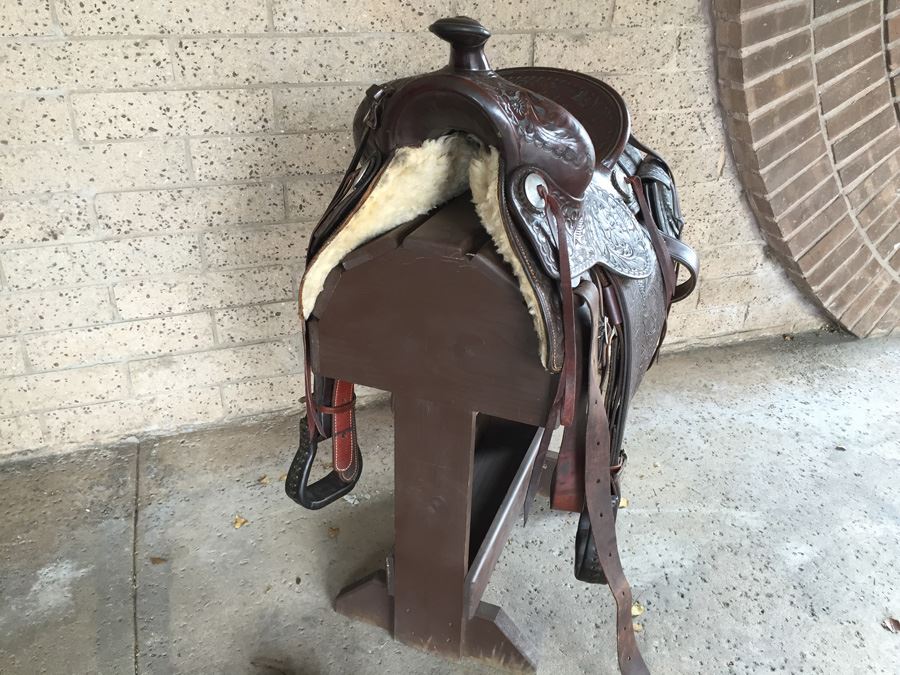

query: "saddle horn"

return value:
[429, 16, 493, 72]
[361, 21, 596, 200]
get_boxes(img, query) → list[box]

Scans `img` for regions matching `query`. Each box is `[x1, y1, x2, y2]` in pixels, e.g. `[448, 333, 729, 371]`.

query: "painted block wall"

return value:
[0, 0, 824, 455]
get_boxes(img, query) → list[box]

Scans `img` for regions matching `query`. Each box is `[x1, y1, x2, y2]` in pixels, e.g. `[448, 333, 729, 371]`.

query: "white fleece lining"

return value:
[301, 136, 474, 317]
[300, 135, 547, 362]
[468, 147, 547, 363]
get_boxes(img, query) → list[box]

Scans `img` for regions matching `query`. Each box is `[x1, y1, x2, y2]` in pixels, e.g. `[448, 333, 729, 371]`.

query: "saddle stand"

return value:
[308, 197, 561, 671]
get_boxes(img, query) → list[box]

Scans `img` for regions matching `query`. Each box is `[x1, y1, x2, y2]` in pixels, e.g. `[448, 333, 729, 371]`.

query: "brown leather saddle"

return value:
[285, 17, 698, 675]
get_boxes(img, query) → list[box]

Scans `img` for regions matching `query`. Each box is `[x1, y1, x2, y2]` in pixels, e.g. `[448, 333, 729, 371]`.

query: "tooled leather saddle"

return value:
[285, 17, 698, 675]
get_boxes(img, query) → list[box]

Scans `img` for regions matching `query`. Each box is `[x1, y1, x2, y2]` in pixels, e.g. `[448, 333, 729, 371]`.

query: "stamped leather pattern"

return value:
[509, 168, 655, 281]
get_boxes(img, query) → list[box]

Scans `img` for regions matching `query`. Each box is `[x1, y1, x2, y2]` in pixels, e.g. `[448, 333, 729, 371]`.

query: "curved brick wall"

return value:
[713, 0, 900, 336]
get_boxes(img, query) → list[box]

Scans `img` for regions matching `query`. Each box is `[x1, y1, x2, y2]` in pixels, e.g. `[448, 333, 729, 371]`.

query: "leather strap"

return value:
[661, 232, 699, 303]
[523, 185, 578, 520]
[542, 185, 577, 427]
[628, 176, 675, 309]
[577, 279, 649, 675]
[323, 84, 387, 216]
[550, 304, 590, 513]
[629, 135, 683, 228]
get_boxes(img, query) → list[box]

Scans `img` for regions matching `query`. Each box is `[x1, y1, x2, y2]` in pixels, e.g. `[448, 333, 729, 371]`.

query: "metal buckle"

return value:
[363, 85, 388, 130]
[600, 315, 612, 369]
[610, 450, 627, 477]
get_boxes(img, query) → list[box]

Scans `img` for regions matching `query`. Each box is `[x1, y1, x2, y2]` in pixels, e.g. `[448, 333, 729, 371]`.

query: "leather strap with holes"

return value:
[578, 279, 649, 675]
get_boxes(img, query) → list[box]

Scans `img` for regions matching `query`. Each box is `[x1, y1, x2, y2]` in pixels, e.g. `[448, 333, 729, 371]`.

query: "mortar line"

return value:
[265, 0, 275, 32]
[166, 36, 179, 84]
[0, 28, 536, 44]
[64, 91, 82, 143]
[131, 439, 142, 675]
[810, 24, 880, 61]
[808, 0, 872, 25]
[827, 106, 894, 158]
[820, 77, 885, 120]
[182, 137, 195, 181]
[0, 174, 341, 204]
[839, 145, 899, 193]
[863, 196, 899, 233]
[108, 285, 123, 321]
[17, 333, 33, 374]
[267, 88, 278, 131]
[47, 0, 63, 36]
[208, 309, 221, 346]
[44, 128, 353, 147]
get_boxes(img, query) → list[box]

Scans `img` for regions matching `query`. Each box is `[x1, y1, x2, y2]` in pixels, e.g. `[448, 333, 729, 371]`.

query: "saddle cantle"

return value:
[286, 16, 699, 675]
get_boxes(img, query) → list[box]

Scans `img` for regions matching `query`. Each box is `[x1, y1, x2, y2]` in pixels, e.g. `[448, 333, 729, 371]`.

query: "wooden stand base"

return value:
[335, 569, 537, 672]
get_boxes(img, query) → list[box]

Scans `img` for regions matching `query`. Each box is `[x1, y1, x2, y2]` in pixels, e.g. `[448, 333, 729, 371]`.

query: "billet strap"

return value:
[551, 422, 584, 512]
[629, 136, 682, 219]
[541, 184, 577, 427]
[306, 85, 389, 261]
[577, 279, 649, 675]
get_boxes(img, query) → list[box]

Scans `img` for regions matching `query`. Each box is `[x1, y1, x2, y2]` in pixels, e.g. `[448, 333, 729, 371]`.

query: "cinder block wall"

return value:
[0, 0, 825, 455]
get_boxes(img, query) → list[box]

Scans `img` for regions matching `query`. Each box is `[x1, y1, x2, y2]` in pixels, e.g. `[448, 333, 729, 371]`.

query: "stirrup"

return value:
[284, 417, 362, 510]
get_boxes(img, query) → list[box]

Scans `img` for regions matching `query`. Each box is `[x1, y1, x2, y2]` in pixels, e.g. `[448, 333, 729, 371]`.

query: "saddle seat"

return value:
[499, 67, 631, 173]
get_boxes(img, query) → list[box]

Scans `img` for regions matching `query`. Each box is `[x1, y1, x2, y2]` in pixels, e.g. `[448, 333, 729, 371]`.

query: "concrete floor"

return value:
[1, 334, 898, 675]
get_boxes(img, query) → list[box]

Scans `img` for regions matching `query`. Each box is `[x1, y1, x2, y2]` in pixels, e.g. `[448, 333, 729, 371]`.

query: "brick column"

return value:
[713, 0, 900, 336]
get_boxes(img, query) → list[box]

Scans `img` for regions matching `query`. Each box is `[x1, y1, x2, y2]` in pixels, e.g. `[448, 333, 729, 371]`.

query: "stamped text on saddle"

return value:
[284, 16, 698, 674]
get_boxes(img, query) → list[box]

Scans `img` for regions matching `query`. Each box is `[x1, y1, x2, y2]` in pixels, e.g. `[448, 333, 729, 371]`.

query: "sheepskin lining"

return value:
[300, 135, 547, 362]
[468, 147, 547, 363]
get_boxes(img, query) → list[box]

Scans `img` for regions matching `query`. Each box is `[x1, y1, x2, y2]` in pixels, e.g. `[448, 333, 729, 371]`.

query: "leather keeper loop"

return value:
[318, 395, 357, 415]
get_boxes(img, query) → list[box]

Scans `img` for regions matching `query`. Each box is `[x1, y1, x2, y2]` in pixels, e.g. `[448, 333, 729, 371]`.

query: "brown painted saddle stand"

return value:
[285, 17, 698, 674]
